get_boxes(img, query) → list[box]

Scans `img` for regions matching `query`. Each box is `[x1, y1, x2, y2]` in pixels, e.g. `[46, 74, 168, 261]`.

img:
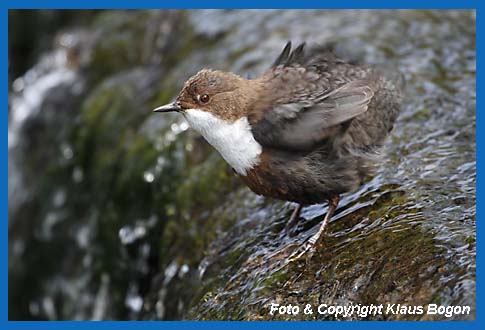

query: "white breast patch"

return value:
[183, 109, 262, 175]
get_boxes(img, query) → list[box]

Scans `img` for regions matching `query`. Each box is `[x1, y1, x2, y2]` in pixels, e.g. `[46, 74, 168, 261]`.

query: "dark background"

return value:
[8, 10, 476, 320]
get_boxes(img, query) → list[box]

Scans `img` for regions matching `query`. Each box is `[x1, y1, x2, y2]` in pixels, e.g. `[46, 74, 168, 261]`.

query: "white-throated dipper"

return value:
[153, 42, 403, 251]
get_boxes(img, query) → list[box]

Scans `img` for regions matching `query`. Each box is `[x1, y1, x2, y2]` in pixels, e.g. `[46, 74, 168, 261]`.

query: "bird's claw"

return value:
[288, 236, 322, 261]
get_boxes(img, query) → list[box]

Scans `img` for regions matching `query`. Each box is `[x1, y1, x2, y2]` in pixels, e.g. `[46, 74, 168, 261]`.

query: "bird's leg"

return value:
[307, 195, 340, 249]
[285, 204, 303, 233]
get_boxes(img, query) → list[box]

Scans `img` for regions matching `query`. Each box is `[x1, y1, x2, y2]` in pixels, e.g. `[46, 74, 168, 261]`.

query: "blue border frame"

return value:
[4, 0, 480, 328]
[3, 0, 479, 9]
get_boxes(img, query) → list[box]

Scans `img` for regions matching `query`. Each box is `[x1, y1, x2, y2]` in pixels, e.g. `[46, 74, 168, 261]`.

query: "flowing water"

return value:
[8, 10, 475, 320]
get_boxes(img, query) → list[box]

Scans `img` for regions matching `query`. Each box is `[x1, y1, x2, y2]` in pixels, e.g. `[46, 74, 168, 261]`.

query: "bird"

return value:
[153, 42, 403, 252]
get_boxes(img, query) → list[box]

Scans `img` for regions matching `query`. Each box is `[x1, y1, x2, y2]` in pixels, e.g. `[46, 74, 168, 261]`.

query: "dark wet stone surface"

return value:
[8, 10, 475, 320]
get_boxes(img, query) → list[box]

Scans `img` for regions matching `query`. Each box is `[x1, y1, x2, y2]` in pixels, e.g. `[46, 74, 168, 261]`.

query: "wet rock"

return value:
[8, 10, 475, 320]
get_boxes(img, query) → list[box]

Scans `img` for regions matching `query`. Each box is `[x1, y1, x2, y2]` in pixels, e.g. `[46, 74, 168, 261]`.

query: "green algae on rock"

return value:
[8, 10, 475, 320]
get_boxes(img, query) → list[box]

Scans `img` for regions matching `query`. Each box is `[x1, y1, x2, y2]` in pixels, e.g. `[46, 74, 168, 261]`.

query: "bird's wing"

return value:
[250, 80, 374, 151]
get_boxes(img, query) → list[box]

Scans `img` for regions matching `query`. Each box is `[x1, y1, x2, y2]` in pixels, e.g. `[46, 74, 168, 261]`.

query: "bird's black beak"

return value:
[152, 102, 182, 113]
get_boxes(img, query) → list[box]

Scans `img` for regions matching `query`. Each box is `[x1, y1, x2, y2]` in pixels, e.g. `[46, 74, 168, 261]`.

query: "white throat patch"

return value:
[183, 109, 262, 175]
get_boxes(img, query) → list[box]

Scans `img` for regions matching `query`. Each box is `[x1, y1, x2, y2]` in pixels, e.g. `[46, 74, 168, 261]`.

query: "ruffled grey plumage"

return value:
[244, 42, 404, 204]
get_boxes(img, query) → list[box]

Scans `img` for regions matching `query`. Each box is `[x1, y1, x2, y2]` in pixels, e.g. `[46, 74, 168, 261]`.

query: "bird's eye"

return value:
[199, 94, 210, 104]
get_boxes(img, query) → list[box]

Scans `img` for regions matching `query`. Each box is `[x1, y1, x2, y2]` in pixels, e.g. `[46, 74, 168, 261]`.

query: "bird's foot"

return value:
[305, 232, 324, 251]
[283, 204, 302, 236]
[288, 233, 324, 261]
[287, 196, 340, 261]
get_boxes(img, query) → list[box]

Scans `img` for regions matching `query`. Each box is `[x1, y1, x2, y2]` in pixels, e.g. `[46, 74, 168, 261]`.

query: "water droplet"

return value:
[42, 296, 57, 320]
[143, 171, 155, 183]
[53, 190, 66, 207]
[76, 226, 90, 248]
[157, 156, 166, 167]
[119, 225, 147, 245]
[29, 301, 40, 316]
[12, 239, 25, 256]
[12, 77, 25, 93]
[156, 300, 165, 319]
[164, 261, 178, 284]
[180, 264, 189, 276]
[170, 123, 179, 133]
[72, 166, 84, 183]
[59, 33, 75, 47]
[180, 121, 189, 131]
[61, 144, 74, 159]
[125, 295, 143, 313]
